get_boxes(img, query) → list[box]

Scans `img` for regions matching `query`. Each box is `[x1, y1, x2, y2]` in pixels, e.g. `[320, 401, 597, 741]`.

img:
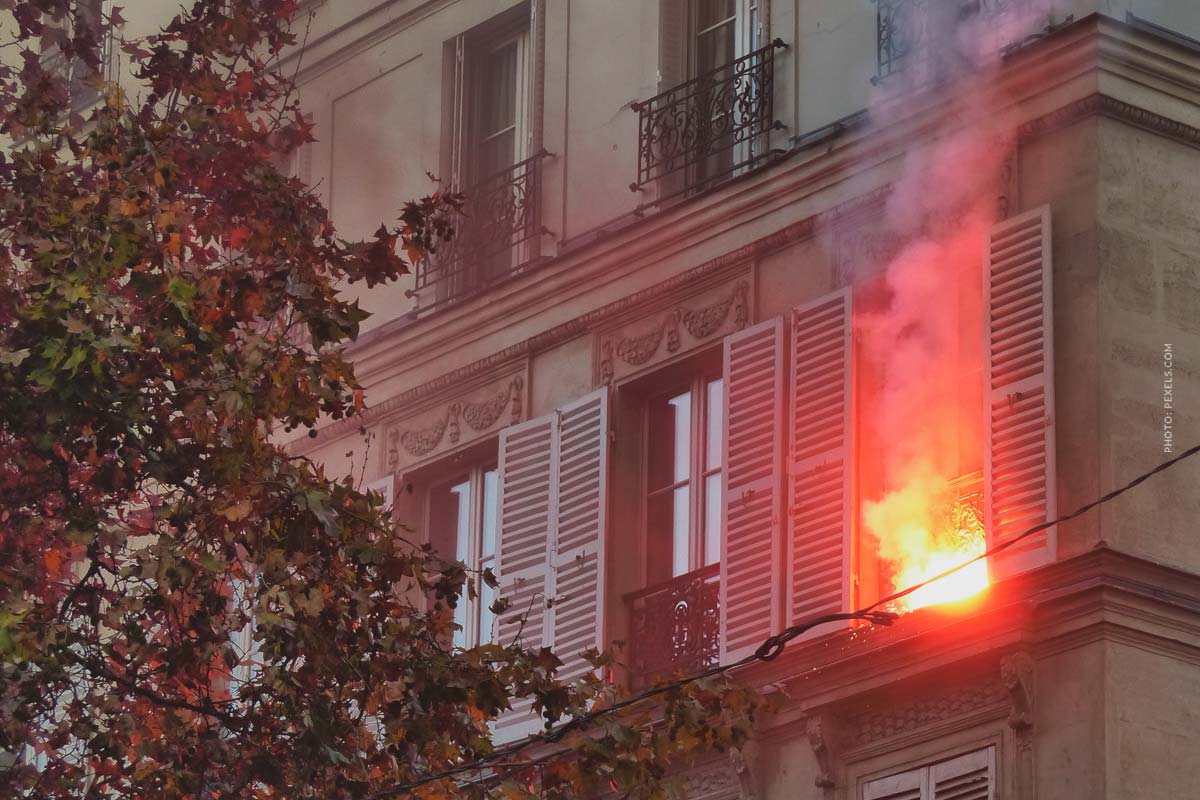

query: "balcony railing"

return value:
[412, 150, 550, 310]
[874, 0, 1045, 84]
[629, 39, 786, 196]
[626, 564, 720, 686]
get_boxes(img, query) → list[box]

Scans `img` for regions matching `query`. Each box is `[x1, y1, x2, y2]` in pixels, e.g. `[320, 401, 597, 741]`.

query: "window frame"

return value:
[424, 456, 500, 650]
[641, 363, 725, 583]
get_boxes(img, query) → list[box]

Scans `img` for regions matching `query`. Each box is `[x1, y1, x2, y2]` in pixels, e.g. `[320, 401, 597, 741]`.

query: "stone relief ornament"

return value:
[599, 279, 750, 384]
[387, 376, 525, 468]
[844, 680, 1008, 750]
[806, 713, 838, 789]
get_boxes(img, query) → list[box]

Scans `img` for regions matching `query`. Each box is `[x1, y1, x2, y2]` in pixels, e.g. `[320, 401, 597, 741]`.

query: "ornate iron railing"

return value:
[875, 0, 1044, 84]
[413, 151, 549, 308]
[626, 564, 720, 686]
[630, 39, 786, 194]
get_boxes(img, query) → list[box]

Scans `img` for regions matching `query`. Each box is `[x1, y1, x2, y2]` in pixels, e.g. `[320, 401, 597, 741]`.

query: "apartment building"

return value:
[280, 1, 1200, 797]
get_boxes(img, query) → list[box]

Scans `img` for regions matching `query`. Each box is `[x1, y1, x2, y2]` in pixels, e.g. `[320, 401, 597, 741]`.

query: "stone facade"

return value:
[265, 2, 1200, 798]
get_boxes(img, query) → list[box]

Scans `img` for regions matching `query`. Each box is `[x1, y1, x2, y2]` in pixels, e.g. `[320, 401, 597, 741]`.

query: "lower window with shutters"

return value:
[621, 351, 725, 686]
[862, 746, 995, 800]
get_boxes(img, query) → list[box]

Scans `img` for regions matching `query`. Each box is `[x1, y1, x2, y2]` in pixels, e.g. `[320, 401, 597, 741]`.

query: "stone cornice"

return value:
[750, 547, 1200, 720]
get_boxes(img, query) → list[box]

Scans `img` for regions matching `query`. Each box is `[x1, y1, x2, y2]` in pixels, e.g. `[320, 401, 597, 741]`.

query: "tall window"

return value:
[429, 464, 499, 649]
[645, 374, 725, 584]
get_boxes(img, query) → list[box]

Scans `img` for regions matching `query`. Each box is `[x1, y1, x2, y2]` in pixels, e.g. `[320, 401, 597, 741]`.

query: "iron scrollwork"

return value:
[627, 564, 721, 687]
[413, 151, 550, 308]
[630, 40, 786, 193]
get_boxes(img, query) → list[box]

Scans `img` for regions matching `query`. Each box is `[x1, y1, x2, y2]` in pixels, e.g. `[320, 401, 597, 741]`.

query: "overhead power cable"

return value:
[368, 442, 1200, 798]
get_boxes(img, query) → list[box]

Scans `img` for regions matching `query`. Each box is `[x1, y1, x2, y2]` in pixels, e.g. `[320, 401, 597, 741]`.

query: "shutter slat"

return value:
[930, 747, 995, 800]
[985, 205, 1057, 578]
[720, 318, 785, 661]
[788, 290, 853, 630]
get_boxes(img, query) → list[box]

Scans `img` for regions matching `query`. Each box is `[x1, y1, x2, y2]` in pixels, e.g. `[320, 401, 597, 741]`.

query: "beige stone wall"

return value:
[1093, 118, 1200, 573]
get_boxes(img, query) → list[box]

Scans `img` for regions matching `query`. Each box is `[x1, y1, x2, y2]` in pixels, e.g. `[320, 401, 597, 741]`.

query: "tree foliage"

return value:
[0, 2, 764, 797]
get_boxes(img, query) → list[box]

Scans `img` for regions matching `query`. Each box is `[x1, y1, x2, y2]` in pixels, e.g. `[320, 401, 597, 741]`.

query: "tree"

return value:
[0, 2, 763, 797]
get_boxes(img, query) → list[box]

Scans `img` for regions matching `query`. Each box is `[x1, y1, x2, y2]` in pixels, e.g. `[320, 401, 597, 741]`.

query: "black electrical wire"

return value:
[368, 442, 1200, 798]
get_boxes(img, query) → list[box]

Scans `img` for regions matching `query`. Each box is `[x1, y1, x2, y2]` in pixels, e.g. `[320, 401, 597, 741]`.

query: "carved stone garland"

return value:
[600, 280, 749, 383]
[387, 376, 524, 468]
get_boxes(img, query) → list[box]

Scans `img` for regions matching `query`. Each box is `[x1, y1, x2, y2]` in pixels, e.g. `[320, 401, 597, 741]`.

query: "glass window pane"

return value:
[429, 478, 470, 560]
[648, 389, 692, 490]
[480, 42, 518, 136]
[479, 571, 495, 646]
[704, 473, 722, 565]
[706, 378, 724, 470]
[672, 485, 690, 576]
[451, 481, 471, 562]
[647, 484, 691, 580]
[481, 468, 499, 558]
[696, 0, 737, 31]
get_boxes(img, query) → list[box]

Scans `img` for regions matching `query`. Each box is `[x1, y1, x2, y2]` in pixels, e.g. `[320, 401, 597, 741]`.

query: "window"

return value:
[41, 0, 110, 108]
[418, 4, 546, 308]
[862, 746, 995, 800]
[645, 373, 725, 584]
[634, 0, 779, 194]
[428, 462, 500, 649]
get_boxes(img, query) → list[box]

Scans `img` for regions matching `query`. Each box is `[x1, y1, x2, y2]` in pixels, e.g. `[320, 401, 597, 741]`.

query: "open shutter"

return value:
[984, 205, 1056, 578]
[864, 766, 924, 800]
[720, 318, 785, 661]
[930, 747, 995, 800]
[550, 389, 609, 684]
[787, 289, 854, 627]
[495, 413, 556, 740]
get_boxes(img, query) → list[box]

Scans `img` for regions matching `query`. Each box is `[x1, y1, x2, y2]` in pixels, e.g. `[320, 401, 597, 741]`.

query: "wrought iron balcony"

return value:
[413, 150, 550, 310]
[874, 0, 1045, 84]
[626, 564, 720, 687]
[630, 39, 786, 197]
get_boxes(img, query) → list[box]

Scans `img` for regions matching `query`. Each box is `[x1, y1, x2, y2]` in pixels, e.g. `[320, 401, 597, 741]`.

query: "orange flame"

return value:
[863, 462, 988, 612]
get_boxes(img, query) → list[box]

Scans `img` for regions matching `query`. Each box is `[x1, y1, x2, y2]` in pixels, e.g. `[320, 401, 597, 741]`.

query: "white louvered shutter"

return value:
[930, 747, 994, 800]
[720, 318, 785, 661]
[864, 766, 924, 800]
[495, 414, 556, 740]
[984, 205, 1057, 578]
[550, 389, 609, 684]
[787, 289, 854, 628]
[658, 0, 687, 89]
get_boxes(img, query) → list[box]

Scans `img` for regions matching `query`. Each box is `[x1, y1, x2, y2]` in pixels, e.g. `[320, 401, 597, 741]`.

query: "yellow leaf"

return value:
[221, 499, 253, 521]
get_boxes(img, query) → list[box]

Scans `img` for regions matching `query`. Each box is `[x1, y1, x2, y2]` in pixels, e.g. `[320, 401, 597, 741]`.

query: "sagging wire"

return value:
[368, 442, 1200, 798]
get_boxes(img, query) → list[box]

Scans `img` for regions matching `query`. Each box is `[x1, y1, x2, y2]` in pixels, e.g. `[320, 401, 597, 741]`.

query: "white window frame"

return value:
[426, 459, 500, 650]
[643, 369, 725, 581]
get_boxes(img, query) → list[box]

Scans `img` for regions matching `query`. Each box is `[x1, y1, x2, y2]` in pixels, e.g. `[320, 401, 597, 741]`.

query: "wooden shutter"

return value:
[550, 389, 609, 684]
[864, 766, 924, 800]
[930, 747, 994, 800]
[787, 289, 854, 628]
[495, 413, 556, 740]
[720, 318, 785, 661]
[984, 205, 1056, 578]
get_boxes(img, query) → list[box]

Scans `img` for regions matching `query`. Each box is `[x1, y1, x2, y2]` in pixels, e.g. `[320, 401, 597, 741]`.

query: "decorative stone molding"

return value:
[597, 279, 751, 385]
[806, 712, 838, 789]
[668, 755, 748, 800]
[843, 680, 1008, 751]
[384, 373, 526, 472]
[1001, 651, 1035, 747]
